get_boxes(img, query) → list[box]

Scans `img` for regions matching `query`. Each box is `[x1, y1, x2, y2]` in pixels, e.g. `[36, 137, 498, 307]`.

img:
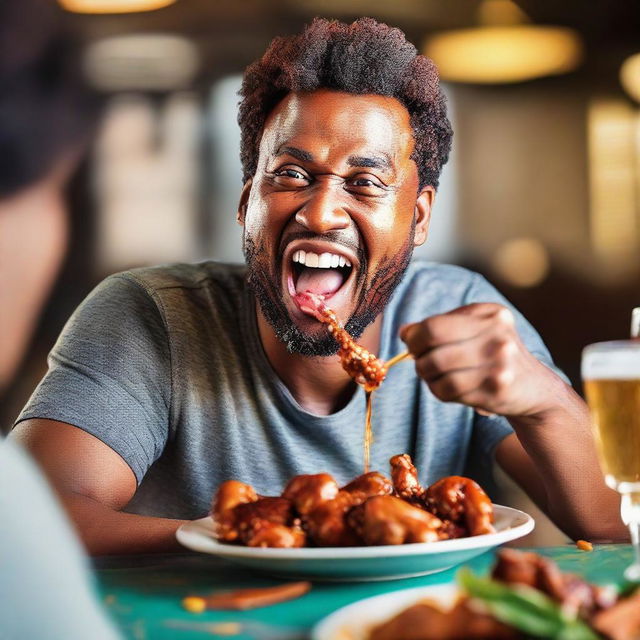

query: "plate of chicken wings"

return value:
[176, 454, 534, 581]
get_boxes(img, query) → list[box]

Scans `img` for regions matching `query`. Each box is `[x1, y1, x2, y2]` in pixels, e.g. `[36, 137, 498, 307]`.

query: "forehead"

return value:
[259, 90, 415, 165]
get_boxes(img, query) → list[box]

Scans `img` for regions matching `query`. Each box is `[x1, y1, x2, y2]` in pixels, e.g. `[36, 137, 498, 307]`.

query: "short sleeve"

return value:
[15, 274, 171, 483]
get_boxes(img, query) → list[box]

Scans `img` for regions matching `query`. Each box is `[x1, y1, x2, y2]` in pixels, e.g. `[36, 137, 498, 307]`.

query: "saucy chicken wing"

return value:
[294, 291, 387, 391]
[246, 520, 306, 548]
[214, 493, 305, 548]
[390, 454, 425, 502]
[349, 495, 443, 545]
[302, 472, 393, 546]
[304, 491, 363, 546]
[212, 480, 258, 543]
[282, 473, 339, 515]
[341, 471, 393, 500]
[425, 476, 495, 536]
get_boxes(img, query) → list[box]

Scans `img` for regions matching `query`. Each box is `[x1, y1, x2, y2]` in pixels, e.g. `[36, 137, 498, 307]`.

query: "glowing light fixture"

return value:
[491, 237, 549, 288]
[587, 99, 639, 265]
[59, 0, 175, 13]
[620, 53, 640, 103]
[423, 0, 583, 84]
[84, 34, 198, 91]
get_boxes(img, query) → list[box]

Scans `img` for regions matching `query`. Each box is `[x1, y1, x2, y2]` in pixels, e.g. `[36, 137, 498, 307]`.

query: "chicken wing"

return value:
[349, 495, 443, 545]
[424, 476, 494, 536]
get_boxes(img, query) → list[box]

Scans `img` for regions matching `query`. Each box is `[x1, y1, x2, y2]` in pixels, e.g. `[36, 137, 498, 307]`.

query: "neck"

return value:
[256, 306, 383, 416]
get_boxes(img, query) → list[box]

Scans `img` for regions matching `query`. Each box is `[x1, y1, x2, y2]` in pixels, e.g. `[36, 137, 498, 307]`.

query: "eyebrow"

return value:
[347, 154, 392, 170]
[275, 146, 392, 171]
[276, 146, 314, 162]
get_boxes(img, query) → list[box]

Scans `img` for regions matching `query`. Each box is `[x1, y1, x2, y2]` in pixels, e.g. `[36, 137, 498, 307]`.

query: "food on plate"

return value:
[368, 548, 639, 640]
[182, 581, 311, 611]
[210, 454, 494, 547]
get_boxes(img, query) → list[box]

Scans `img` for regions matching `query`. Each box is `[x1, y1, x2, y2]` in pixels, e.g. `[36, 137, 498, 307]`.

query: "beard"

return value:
[243, 225, 415, 357]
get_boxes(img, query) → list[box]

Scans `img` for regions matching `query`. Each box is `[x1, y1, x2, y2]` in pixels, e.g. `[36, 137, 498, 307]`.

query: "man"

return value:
[12, 17, 624, 554]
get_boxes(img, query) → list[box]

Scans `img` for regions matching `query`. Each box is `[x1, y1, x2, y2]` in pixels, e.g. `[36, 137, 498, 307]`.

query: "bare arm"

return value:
[11, 419, 186, 555]
[401, 303, 626, 542]
[496, 412, 625, 542]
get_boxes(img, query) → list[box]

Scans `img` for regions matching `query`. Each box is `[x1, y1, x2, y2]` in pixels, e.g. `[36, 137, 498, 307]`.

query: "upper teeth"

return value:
[292, 250, 351, 269]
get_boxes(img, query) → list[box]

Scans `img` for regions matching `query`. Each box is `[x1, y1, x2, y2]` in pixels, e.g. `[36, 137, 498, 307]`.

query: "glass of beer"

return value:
[582, 340, 640, 581]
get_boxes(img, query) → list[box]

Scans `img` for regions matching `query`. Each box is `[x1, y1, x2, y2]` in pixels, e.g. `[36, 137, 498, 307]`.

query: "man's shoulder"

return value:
[381, 260, 482, 329]
[404, 260, 479, 286]
[106, 261, 247, 299]
[391, 261, 481, 310]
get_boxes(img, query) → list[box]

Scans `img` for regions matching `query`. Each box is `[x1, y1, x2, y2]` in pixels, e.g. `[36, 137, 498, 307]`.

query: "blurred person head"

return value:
[0, 0, 101, 391]
[237, 17, 452, 356]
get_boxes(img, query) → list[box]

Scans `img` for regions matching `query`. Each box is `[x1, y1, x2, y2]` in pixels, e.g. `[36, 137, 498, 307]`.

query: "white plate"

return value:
[312, 583, 460, 640]
[176, 504, 533, 582]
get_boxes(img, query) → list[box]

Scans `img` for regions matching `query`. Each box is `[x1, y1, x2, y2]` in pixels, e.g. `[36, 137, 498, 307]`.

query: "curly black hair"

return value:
[238, 17, 452, 190]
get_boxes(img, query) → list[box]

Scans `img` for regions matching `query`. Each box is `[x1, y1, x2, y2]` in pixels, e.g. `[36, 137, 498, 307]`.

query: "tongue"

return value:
[295, 267, 345, 296]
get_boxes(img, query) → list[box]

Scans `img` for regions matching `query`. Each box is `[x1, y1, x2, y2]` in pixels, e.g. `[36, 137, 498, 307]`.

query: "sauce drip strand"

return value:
[364, 391, 373, 473]
[294, 291, 409, 472]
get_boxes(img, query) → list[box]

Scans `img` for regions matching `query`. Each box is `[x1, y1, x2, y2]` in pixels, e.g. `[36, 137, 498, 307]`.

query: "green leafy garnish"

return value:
[458, 568, 600, 640]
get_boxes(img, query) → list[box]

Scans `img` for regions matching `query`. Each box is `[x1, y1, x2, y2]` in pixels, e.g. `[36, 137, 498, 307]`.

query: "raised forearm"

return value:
[507, 380, 626, 542]
[62, 492, 187, 555]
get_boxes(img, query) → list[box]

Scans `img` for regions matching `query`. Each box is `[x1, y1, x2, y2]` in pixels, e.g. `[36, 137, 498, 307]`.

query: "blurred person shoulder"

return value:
[0, 437, 121, 640]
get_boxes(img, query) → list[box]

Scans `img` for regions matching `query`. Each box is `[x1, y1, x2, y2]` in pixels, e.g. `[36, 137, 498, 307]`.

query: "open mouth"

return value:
[291, 249, 354, 298]
[284, 244, 358, 311]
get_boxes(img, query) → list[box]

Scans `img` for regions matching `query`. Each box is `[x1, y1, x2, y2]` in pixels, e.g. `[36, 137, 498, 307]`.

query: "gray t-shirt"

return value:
[17, 261, 558, 519]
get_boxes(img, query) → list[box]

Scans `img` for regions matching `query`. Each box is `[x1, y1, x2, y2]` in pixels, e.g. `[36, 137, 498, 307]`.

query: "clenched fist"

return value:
[400, 303, 561, 418]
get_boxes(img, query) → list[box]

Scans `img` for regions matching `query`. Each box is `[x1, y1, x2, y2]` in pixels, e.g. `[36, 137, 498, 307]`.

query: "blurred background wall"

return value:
[2, 0, 640, 543]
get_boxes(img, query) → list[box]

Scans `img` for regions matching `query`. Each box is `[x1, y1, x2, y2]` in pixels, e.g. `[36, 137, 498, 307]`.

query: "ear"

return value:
[237, 178, 253, 226]
[413, 186, 435, 247]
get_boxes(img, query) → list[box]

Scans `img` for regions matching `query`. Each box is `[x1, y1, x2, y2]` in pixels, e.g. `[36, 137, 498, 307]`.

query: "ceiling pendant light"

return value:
[423, 0, 583, 84]
[58, 0, 176, 14]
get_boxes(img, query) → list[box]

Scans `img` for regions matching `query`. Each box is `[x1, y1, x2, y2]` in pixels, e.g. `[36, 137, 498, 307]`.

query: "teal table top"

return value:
[95, 545, 632, 640]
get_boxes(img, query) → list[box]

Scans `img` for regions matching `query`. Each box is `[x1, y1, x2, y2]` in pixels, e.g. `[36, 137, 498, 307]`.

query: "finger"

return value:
[415, 334, 517, 382]
[427, 364, 515, 409]
[426, 365, 493, 404]
[401, 304, 514, 356]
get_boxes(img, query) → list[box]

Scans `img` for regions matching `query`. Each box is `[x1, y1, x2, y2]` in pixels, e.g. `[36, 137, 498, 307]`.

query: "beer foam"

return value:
[582, 341, 640, 379]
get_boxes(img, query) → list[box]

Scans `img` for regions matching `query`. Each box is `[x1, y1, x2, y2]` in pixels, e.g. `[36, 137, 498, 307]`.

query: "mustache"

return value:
[278, 230, 363, 259]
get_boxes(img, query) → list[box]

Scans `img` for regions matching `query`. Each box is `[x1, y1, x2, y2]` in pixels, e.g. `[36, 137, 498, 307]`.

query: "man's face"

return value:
[240, 89, 432, 355]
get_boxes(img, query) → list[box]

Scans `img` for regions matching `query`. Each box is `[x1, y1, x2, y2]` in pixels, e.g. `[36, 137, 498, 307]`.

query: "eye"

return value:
[351, 177, 376, 187]
[346, 174, 386, 194]
[273, 166, 310, 187]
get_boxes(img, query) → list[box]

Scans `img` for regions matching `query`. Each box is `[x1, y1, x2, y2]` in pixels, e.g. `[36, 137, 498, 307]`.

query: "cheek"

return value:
[360, 196, 416, 259]
[244, 187, 290, 239]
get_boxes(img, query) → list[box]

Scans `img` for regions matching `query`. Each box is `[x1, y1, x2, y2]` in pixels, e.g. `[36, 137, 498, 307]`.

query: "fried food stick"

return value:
[294, 291, 388, 392]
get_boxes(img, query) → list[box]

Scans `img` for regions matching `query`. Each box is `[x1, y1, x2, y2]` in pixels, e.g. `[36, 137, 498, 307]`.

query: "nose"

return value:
[295, 183, 350, 234]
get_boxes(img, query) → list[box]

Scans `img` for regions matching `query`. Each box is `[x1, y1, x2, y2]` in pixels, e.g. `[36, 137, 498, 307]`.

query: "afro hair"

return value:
[238, 17, 452, 190]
